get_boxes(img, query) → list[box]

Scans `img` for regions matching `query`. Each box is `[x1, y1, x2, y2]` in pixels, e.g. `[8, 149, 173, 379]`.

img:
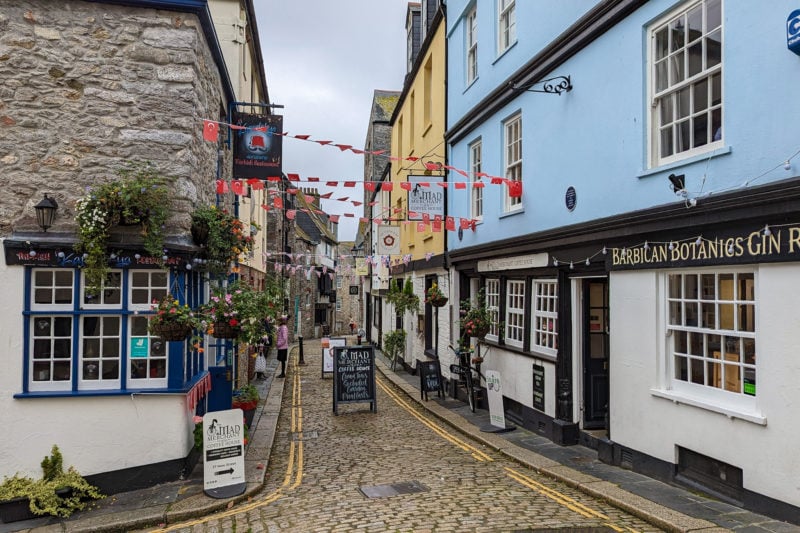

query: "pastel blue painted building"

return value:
[444, 0, 800, 521]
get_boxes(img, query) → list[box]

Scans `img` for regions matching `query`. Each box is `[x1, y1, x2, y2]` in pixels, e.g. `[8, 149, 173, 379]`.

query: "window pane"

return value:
[690, 358, 704, 384]
[675, 330, 687, 353]
[55, 271, 72, 286]
[660, 94, 674, 125]
[684, 275, 698, 299]
[660, 127, 674, 158]
[738, 304, 755, 332]
[655, 59, 668, 92]
[35, 271, 53, 286]
[711, 108, 722, 141]
[670, 51, 685, 85]
[687, 5, 703, 42]
[35, 289, 51, 305]
[668, 275, 682, 298]
[689, 332, 703, 355]
[693, 113, 708, 148]
[706, 0, 721, 31]
[670, 17, 685, 51]
[701, 302, 716, 328]
[743, 338, 756, 365]
[670, 301, 683, 325]
[675, 355, 688, 381]
[54, 317, 72, 336]
[685, 302, 698, 326]
[706, 29, 721, 68]
[738, 273, 754, 300]
[693, 79, 708, 112]
[688, 42, 703, 77]
[677, 86, 690, 118]
[678, 120, 691, 152]
[655, 28, 669, 60]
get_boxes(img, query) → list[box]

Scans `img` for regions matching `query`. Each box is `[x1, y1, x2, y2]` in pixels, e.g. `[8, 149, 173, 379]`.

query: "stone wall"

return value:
[0, 0, 228, 237]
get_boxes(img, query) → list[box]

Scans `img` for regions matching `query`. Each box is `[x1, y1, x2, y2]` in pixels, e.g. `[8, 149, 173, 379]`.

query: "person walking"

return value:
[276, 315, 289, 378]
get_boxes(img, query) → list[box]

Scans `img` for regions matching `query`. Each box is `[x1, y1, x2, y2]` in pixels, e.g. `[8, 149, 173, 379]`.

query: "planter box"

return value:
[0, 496, 37, 523]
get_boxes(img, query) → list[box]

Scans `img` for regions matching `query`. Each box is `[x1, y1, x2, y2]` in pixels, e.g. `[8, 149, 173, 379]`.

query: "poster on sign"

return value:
[232, 112, 283, 179]
[203, 409, 246, 498]
[322, 336, 346, 377]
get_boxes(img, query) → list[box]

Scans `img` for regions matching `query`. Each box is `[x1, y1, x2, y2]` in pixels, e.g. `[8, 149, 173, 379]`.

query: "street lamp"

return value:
[34, 194, 58, 232]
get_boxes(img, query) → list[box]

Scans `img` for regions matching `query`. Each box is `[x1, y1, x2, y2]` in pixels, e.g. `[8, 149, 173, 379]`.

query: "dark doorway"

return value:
[583, 279, 609, 429]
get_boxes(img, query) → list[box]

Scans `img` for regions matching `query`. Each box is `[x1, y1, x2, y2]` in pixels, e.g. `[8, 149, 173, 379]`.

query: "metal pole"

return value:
[298, 335, 305, 365]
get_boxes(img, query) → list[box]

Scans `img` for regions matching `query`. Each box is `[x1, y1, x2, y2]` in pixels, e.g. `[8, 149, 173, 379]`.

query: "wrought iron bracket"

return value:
[510, 75, 572, 95]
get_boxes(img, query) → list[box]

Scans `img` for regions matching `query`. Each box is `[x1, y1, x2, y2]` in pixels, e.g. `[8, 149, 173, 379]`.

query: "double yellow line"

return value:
[376, 376, 493, 462]
[151, 356, 304, 532]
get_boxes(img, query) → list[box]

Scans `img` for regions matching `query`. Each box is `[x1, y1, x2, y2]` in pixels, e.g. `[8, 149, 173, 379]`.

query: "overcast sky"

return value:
[256, 1, 410, 242]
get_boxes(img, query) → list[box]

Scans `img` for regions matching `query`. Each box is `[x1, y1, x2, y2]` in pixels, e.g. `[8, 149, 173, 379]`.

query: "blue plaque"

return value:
[788, 10, 800, 55]
[565, 186, 577, 212]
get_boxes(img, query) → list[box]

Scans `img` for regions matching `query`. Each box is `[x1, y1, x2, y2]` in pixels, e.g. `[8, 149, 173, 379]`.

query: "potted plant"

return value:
[148, 294, 199, 341]
[198, 279, 283, 343]
[190, 205, 258, 278]
[383, 329, 407, 371]
[0, 445, 103, 522]
[459, 288, 493, 342]
[75, 163, 169, 295]
[198, 290, 241, 339]
[232, 384, 259, 427]
[425, 282, 448, 307]
[386, 278, 420, 316]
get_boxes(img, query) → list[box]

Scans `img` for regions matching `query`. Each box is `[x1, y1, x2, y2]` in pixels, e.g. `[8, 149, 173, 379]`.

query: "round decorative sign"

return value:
[565, 186, 577, 212]
[382, 234, 395, 247]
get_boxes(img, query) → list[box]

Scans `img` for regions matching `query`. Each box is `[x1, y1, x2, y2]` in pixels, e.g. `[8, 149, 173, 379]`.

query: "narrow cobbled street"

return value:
[156, 339, 658, 532]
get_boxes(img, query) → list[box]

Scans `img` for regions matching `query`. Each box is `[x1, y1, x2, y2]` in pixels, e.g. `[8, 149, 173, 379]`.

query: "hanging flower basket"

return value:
[213, 321, 241, 339]
[429, 296, 448, 307]
[472, 326, 491, 340]
[150, 322, 193, 342]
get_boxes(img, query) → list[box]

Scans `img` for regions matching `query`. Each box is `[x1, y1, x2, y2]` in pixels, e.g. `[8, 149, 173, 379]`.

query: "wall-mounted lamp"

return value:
[668, 173, 686, 195]
[34, 194, 58, 232]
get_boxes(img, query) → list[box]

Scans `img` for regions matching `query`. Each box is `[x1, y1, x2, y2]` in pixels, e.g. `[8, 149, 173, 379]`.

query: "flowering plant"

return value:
[191, 205, 258, 277]
[75, 163, 169, 295]
[459, 288, 494, 341]
[148, 295, 199, 339]
[425, 282, 448, 306]
[198, 279, 282, 343]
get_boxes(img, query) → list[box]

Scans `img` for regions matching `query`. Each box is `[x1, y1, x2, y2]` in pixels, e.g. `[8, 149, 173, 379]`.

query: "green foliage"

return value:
[459, 288, 494, 342]
[386, 278, 420, 315]
[199, 278, 283, 344]
[382, 329, 407, 362]
[191, 205, 258, 278]
[0, 445, 103, 518]
[233, 384, 259, 403]
[75, 162, 170, 295]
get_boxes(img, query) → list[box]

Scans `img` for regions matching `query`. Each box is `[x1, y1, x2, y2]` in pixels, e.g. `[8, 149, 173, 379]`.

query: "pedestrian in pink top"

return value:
[276, 315, 289, 378]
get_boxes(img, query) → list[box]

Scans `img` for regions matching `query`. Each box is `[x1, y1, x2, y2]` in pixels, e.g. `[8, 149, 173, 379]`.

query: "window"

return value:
[532, 280, 558, 356]
[485, 278, 500, 341]
[28, 269, 171, 392]
[505, 280, 525, 348]
[423, 57, 433, 127]
[504, 113, 522, 211]
[650, 0, 722, 166]
[466, 6, 478, 84]
[469, 139, 483, 220]
[667, 270, 756, 398]
[498, 0, 516, 54]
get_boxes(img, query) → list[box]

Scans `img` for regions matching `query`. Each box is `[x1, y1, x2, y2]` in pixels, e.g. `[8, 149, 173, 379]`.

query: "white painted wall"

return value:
[610, 265, 800, 507]
[0, 247, 194, 479]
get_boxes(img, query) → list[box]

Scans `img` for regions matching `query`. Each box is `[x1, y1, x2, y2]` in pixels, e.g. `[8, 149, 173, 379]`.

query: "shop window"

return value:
[505, 280, 525, 348]
[27, 268, 174, 393]
[667, 270, 756, 398]
[485, 278, 500, 341]
[531, 279, 558, 356]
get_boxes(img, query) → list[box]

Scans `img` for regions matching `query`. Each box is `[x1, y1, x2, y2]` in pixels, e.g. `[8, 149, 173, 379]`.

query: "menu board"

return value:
[418, 359, 443, 401]
[532, 364, 545, 412]
[333, 346, 376, 414]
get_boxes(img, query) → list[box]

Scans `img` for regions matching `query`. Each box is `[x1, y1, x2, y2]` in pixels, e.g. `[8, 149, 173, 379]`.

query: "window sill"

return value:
[499, 207, 524, 219]
[14, 388, 187, 399]
[493, 40, 518, 65]
[638, 145, 732, 179]
[650, 388, 766, 426]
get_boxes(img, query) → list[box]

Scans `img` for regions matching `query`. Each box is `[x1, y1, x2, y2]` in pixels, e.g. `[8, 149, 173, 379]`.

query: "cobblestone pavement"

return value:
[152, 342, 660, 533]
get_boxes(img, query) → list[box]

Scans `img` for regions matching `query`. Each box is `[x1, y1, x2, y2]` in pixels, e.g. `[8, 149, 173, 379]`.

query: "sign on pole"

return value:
[485, 370, 507, 429]
[203, 409, 246, 498]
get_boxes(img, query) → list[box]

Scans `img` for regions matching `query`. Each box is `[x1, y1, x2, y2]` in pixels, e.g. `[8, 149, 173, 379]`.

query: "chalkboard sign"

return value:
[417, 359, 443, 401]
[333, 345, 376, 414]
[532, 364, 545, 412]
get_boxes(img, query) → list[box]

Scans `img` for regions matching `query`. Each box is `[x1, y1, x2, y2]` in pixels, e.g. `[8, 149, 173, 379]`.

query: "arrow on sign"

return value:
[215, 468, 235, 476]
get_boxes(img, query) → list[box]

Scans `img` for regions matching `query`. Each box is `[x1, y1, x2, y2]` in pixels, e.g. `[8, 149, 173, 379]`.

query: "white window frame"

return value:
[469, 139, 483, 221]
[79, 315, 122, 390]
[27, 269, 172, 392]
[81, 270, 123, 309]
[466, 5, 478, 85]
[504, 113, 523, 212]
[504, 279, 525, 348]
[31, 268, 74, 311]
[128, 314, 168, 388]
[648, 0, 723, 167]
[664, 268, 757, 414]
[485, 278, 500, 342]
[498, 0, 516, 54]
[531, 279, 558, 356]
